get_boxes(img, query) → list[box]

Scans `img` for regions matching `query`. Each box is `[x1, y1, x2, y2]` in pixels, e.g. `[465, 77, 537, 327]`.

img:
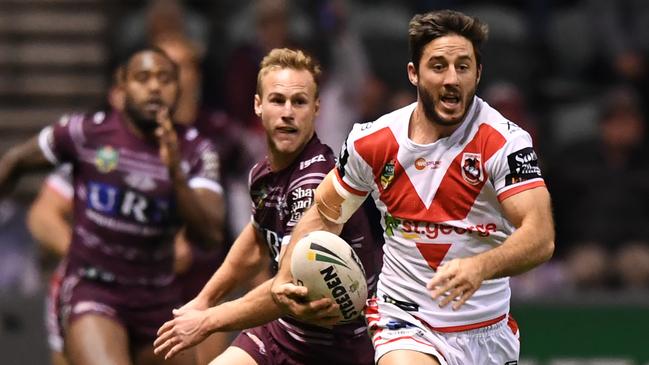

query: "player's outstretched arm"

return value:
[154, 279, 281, 360]
[27, 181, 72, 257]
[181, 223, 270, 311]
[155, 107, 225, 247]
[428, 187, 555, 310]
[0, 136, 51, 196]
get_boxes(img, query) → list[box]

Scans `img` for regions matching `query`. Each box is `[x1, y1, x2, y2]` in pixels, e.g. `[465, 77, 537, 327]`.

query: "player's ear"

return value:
[314, 98, 320, 116]
[476, 64, 482, 85]
[407, 62, 418, 86]
[254, 94, 262, 117]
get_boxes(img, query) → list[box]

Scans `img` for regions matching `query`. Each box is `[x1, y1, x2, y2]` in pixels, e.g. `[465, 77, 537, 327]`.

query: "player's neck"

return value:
[408, 106, 460, 144]
[268, 149, 301, 172]
[122, 113, 156, 141]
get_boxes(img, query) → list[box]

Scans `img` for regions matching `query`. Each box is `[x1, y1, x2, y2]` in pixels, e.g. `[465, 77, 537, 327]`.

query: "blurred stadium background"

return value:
[1, 0, 649, 364]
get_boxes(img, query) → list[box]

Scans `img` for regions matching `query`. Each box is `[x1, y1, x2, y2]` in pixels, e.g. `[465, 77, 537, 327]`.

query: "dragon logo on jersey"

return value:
[95, 146, 119, 173]
[461, 152, 483, 185]
[380, 159, 396, 189]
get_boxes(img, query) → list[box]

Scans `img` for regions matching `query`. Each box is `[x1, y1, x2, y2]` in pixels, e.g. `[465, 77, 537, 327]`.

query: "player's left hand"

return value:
[153, 307, 208, 360]
[155, 107, 180, 170]
[426, 257, 484, 310]
[271, 282, 340, 327]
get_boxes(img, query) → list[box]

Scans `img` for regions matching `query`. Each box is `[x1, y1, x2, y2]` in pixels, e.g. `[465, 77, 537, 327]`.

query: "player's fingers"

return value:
[156, 321, 173, 337]
[154, 328, 176, 349]
[426, 267, 453, 291]
[438, 286, 464, 308]
[307, 297, 334, 311]
[156, 107, 171, 127]
[314, 305, 339, 321]
[154, 337, 172, 355]
[165, 342, 185, 360]
[281, 282, 309, 298]
[428, 278, 453, 299]
[452, 288, 477, 311]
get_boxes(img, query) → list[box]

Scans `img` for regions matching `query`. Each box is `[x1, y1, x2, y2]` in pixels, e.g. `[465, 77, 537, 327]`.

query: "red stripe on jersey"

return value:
[427, 123, 506, 221]
[354, 123, 506, 221]
[415, 242, 451, 270]
[334, 167, 367, 196]
[354, 127, 423, 216]
[497, 180, 545, 202]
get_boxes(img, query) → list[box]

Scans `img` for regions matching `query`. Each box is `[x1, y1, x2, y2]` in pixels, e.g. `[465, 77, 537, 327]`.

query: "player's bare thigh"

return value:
[208, 346, 258, 365]
[195, 332, 234, 365]
[65, 314, 130, 365]
[379, 349, 441, 365]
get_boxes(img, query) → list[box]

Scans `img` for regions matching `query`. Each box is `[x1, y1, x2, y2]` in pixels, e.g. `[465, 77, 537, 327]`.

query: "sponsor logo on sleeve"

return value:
[505, 147, 542, 186]
[461, 152, 483, 185]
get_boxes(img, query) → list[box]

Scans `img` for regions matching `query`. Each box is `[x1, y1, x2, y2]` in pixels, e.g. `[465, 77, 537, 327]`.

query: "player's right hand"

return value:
[154, 307, 209, 360]
[271, 281, 340, 327]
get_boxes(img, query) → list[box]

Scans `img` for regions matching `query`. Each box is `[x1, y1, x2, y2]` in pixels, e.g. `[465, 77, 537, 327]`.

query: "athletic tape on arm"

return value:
[315, 170, 366, 224]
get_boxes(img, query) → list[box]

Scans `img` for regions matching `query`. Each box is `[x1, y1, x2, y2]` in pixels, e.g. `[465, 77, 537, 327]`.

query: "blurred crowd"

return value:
[3, 0, 649, 298]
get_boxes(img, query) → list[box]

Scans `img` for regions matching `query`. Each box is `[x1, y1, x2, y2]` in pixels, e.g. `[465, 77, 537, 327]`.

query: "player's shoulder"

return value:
[56, 110, 108, 128]
[249, 159, 270, 186]
[292, 135, 335, 175]
[475, 97, 532, 143]
[347, 103, 416, 142]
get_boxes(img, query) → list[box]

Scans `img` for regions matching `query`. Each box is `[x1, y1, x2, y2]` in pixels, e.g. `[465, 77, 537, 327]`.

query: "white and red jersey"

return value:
[334, 96, 545, 330]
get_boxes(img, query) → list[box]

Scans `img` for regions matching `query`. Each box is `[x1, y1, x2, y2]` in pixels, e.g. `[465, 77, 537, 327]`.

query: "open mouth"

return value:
[144, 99, 164, 113]
[276, 126, 298, 135]
[441, 94, 460, 106]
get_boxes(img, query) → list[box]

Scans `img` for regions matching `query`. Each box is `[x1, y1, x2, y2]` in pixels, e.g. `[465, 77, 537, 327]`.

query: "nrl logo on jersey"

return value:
[380, 159, 396, 189]
[95, 146, 119, 173]
[461, 152, 483, 185]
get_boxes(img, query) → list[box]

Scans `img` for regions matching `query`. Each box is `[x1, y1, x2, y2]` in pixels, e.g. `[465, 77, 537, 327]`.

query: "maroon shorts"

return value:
[55, 265, 183, 347]
[231, 320, 374, 365]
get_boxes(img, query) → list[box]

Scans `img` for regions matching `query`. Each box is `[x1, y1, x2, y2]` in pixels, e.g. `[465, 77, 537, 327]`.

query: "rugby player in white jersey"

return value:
[271, 9, 555, 365]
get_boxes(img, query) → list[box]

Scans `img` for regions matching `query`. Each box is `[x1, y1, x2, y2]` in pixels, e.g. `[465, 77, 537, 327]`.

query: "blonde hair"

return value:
[256, 48, 322, 97]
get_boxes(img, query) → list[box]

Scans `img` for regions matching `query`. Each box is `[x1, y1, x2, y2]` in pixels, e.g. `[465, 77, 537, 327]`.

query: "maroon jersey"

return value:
[246, 135, 382, 364]
[38, 110, 222, 295]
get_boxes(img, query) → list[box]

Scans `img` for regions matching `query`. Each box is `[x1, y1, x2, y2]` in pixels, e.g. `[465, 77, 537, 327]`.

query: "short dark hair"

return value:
[120, 46, 179, 82]
[409, 9, 488, 70]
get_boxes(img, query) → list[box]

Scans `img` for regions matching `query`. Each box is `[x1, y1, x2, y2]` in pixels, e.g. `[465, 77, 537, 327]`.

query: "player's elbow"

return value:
[539, 237, 555, 264]
[26, 204, 44, 240]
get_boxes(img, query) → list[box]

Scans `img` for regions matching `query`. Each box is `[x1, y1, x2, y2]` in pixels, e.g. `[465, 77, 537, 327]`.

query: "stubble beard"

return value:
[418, 83, 476, 127]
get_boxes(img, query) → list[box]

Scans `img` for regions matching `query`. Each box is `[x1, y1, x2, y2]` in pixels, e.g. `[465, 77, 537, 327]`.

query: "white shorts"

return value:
[365, 298, 520, 365]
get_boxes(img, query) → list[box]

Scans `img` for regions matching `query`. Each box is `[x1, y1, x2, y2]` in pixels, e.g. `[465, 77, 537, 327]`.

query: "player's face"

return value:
[408, 34, 481, 126]
[255, 68, 319, 157]
[123, 51, 179, 132]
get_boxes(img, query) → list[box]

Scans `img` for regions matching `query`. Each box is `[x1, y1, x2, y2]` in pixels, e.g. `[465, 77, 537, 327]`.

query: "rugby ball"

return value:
[290, 230, 368, 324]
